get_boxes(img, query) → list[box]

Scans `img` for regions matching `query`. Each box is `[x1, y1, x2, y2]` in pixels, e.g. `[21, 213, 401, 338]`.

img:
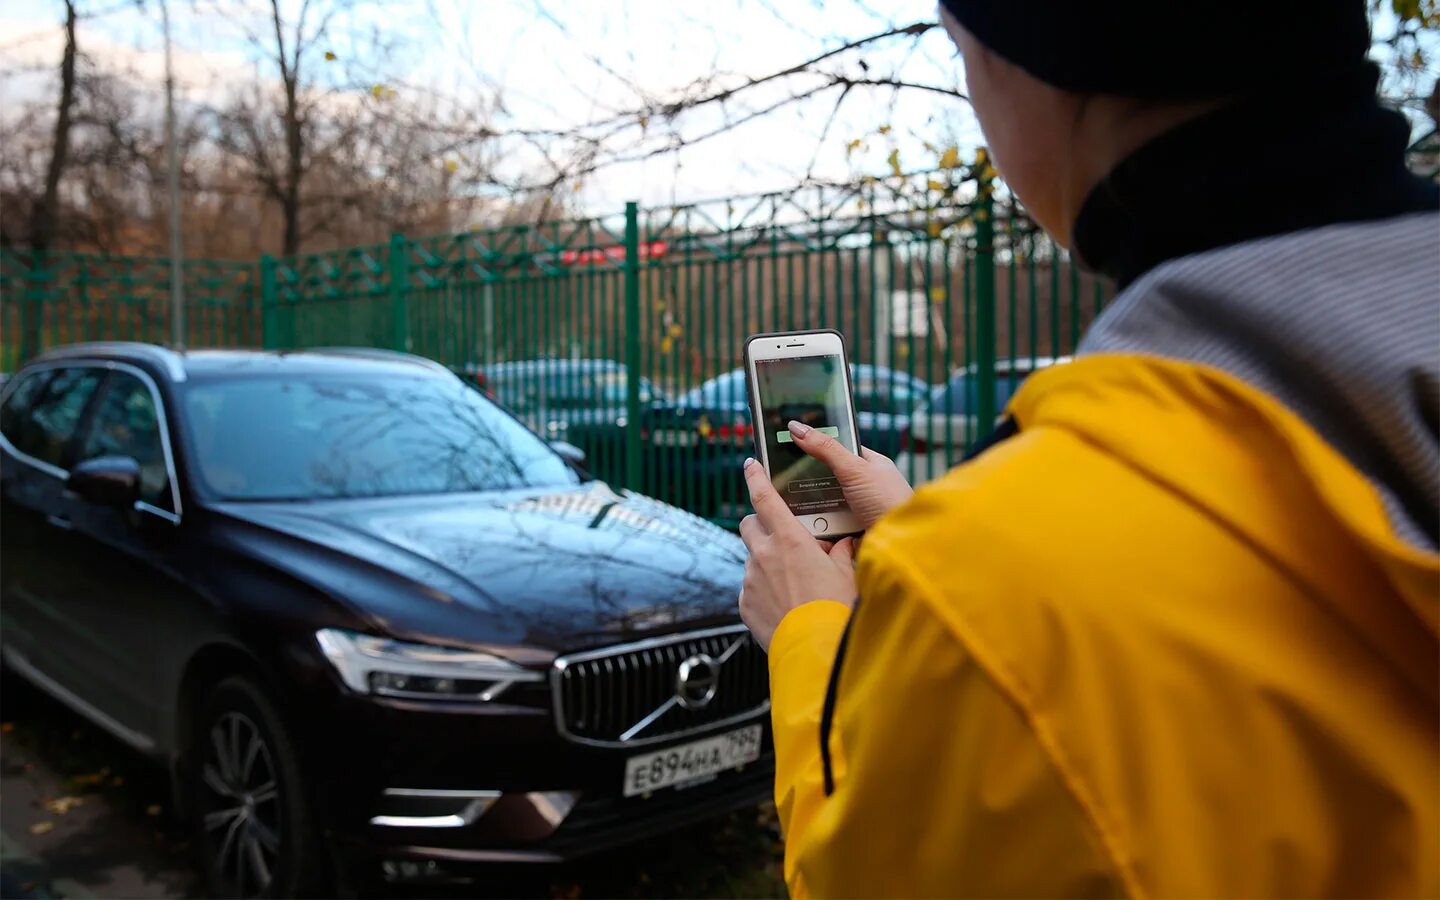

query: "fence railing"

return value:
[0, 166, 1112, 525]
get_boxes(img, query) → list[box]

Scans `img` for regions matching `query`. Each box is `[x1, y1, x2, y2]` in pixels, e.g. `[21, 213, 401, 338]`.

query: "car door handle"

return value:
[45, 514, 73, 531]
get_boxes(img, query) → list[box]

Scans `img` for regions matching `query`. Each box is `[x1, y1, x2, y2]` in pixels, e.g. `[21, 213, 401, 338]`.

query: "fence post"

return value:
[260, 254, 279, 349]
[389, 232, 409, 352]
[623, 201, 642, 492]
[972, 152, 998, 445]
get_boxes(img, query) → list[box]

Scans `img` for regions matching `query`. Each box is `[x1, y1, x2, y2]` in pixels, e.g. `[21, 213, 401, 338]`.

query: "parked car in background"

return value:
[640, 364, 931, 523]
[1, 344, 769, 897]
[896, 356, 1070, 484]
[460, 359, 664, 486]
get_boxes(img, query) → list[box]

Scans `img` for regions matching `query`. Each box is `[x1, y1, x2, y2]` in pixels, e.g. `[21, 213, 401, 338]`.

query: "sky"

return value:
[0, 0, 975, 213]
[1, 0, 1434, 217]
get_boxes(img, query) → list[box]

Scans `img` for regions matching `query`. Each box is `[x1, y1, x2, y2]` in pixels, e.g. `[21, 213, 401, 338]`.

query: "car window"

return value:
[487, 367, 651, 411]
[77, 372, 172, 510]
[932, 374, 1023, 415]
[589, 373, 657, 405]
[0, 370, 54, 448]
[181, 373, 579, 500]
[486, 373, 534, 411]
[5, 367, 104, 467]
[682, 371, 745, 407]
[853, 376, 921, 416]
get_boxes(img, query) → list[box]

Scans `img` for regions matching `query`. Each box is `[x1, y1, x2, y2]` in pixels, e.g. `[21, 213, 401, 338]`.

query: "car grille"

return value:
[551, 625, 769, 747]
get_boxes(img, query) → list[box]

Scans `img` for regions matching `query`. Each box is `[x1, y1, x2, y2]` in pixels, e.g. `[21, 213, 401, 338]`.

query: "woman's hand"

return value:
[784, 420, 913, 530]
[738, 458, 857, 651]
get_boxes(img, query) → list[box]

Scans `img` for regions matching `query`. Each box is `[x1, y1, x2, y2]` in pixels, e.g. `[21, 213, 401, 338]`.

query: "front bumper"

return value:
[300, 688, 773, 863]
[340, 763, 773, 865]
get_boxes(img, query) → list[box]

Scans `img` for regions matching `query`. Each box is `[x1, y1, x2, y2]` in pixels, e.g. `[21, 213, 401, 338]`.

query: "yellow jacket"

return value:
[769, 354, 1439, 898]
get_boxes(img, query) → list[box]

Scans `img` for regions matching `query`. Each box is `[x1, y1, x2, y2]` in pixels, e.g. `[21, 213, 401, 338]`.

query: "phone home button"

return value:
[811, 517, 829, 533]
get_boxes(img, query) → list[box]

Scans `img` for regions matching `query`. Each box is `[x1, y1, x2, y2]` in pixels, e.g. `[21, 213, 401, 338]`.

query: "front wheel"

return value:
[191, 675, 325, 898]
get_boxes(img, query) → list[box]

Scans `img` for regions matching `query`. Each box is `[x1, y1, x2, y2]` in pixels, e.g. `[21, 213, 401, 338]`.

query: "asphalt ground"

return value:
[0, 676, 785, 899]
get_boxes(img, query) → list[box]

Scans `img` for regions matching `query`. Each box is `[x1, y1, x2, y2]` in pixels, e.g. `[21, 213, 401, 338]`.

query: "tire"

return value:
[190, 675, 326, 898]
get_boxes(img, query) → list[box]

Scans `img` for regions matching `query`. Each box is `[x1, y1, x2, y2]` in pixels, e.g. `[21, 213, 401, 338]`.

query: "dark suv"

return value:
[0, 344, 770, 896]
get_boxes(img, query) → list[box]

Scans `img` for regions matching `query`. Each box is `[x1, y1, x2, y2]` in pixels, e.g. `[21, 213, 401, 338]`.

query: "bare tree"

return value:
[32, 1, 79, 255]
[211, 0, 363, 255]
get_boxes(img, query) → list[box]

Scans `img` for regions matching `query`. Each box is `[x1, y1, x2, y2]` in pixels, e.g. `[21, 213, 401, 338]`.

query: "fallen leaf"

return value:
[938, 146, 960, 169]
[29, 821, 54, 835]
[45, 796, 84, 815]
[323, 50, 337, 61]
[886, 148, 902, 178]
[71, 768, 111, 787]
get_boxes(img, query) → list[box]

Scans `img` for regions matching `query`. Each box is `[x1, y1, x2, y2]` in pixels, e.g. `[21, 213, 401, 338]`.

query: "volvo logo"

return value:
[675, 653, 719, 709]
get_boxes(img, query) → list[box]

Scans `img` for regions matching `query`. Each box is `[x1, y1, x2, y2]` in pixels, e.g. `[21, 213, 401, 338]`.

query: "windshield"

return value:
[182, 374, 579, 500]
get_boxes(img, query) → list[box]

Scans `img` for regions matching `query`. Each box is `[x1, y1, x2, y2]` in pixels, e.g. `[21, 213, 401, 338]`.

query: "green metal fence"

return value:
[1, 251, 260, 370]
[0, 166, 1111, 526]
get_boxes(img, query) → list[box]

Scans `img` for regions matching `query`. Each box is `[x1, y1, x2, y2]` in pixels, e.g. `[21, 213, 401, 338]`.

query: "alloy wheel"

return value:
[200, 711, 282, 897]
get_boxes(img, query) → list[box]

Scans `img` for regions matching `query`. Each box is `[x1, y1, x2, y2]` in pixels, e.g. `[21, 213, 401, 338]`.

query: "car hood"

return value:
[212, 482, 746, 657]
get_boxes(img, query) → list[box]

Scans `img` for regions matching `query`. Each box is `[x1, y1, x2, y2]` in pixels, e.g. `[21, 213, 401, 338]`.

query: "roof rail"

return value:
[34, 342, 188, 382]
[301, 346, 453, 377]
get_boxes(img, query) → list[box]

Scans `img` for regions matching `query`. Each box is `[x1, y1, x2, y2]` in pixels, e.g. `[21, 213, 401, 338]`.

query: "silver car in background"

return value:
[896, 357, 1070, 484]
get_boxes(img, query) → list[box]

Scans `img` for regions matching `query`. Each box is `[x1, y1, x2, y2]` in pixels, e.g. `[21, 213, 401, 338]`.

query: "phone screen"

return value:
[753, 353, 856, 517]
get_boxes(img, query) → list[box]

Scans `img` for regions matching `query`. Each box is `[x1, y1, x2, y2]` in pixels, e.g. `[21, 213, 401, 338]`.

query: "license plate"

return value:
[623, 725, 762, 797]
[651, 429, 698, 447]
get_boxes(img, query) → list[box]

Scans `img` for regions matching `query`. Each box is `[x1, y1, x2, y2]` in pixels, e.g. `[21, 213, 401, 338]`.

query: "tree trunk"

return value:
[25, 0, 78, 359]
[283, 105, 303, 253]
[34, 0, 77, 252]
[270, 0, 303, 256]
[282, 80, 302, 255]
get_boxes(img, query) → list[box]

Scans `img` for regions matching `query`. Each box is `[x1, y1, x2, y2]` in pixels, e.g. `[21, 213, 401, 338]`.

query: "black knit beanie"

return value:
[937, 1, 1375, 100]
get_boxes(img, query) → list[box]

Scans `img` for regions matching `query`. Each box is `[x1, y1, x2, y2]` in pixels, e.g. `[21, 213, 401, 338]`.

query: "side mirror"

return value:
[549, 440, 587, 467]
[68, 456, 141, 508]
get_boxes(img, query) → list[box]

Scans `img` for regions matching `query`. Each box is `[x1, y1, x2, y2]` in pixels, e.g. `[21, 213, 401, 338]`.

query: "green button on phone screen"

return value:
[775, 425, 839, 444]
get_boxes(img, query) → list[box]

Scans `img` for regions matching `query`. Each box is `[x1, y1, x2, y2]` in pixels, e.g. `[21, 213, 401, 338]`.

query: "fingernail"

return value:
[788, 420, 811, 438]
[743, 457, 757, 469]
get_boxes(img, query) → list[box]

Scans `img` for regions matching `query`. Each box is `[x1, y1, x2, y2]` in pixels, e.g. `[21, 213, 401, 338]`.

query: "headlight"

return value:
[315, 629, 543, 702]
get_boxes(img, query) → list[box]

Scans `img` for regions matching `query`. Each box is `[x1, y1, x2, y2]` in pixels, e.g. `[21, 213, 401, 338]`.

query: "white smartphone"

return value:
[743, 329, 863, 539]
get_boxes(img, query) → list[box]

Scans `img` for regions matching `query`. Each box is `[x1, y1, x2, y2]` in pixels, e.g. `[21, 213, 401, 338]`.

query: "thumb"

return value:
[788, 420, 861, 477]
[828, 536, 856, 567]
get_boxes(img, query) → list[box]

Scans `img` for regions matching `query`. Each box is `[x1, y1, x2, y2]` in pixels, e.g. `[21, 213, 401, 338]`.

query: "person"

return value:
[737, 1, 1439, 896]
